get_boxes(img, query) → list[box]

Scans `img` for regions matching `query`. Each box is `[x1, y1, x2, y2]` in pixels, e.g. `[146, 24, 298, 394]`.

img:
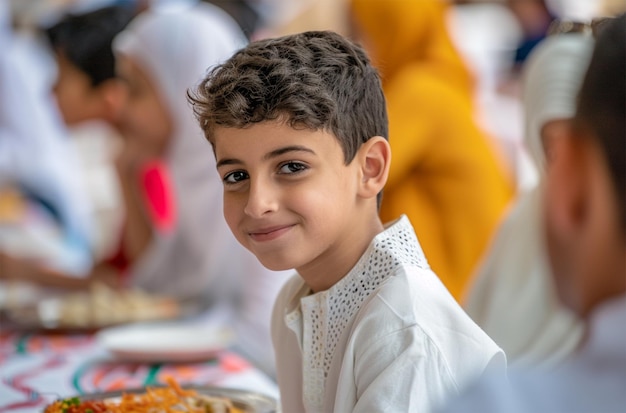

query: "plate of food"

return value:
[96, 322, 234, 362]
[44, 378, 278, 413]
[3, 282, 180, 331]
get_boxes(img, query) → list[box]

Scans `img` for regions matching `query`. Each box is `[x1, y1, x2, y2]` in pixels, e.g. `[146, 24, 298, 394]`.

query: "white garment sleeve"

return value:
[349, 326, 459, 413]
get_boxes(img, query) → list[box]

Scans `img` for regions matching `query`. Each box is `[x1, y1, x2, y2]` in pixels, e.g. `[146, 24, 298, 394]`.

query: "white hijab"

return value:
[113, 3, 248, 300]
[113, 3, 292, 375]
[522, 33, 595, 173]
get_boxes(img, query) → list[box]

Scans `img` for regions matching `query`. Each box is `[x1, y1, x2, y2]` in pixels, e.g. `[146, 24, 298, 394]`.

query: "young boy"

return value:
[440, 14, 626, 413]
[44, 4, 139, 127]
[190, 31, 504, 412]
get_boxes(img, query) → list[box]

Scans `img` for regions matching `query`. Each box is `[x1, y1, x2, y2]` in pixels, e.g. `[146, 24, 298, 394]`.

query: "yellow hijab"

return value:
[351, 0, 514, 301]
[351, 0, 473, 94]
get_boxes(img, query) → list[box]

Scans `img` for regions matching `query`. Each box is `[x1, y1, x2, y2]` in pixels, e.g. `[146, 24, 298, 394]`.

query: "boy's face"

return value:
[214, 121, 374, 284]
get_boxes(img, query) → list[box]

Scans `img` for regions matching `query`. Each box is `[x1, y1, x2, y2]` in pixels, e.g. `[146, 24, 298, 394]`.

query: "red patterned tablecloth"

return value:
[0, 330, 278, 412]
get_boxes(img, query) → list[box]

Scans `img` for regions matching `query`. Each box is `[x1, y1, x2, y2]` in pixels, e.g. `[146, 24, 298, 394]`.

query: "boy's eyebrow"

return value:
[216, 145, 316, 169]
[264, 145, 316, 160]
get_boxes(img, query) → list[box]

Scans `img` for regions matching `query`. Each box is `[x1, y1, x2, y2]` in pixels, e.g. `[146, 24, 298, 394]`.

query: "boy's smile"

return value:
[248, 224, 296, 242]
[214, 120, 383, 291]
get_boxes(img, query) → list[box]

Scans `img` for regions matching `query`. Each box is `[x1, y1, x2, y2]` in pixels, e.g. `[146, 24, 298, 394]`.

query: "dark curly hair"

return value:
[188, 30, 388, 165]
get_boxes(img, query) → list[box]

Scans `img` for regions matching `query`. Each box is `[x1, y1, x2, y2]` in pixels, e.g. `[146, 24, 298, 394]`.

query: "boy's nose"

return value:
[244, 179, 278, 218]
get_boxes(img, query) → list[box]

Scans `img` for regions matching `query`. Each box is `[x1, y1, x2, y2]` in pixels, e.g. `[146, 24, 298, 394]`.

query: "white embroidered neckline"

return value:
[296, 215, 428, 410]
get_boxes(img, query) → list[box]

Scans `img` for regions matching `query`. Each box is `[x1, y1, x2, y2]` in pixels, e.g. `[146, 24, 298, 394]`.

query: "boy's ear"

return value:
[357, 136, 391, 199]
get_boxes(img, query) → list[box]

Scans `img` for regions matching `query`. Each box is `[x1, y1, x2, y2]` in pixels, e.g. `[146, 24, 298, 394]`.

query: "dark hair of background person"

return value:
[201, 0, 260, 40]
[189, 30, 388, 164]
[573, 13, 626, 230]
[44, 5, 138, 86]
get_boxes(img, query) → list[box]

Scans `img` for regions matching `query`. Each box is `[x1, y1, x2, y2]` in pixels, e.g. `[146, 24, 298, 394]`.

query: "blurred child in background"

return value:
[1, 4, 139, 287]
[45, 4, 137, 128]
[0, 0, 95, 278]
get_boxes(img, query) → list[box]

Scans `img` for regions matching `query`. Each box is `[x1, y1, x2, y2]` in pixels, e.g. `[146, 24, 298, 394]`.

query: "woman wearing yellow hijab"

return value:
[351, 0, 514, 301]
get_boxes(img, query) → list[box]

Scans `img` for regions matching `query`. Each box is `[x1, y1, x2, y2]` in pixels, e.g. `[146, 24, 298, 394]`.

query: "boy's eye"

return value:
[223, 170, 249, 184]
[278, 162, 308, 174]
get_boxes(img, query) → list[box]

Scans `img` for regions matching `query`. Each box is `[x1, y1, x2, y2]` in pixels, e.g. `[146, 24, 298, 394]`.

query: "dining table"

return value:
[0, 191, 280, 412]
[0, 324, 280, 412]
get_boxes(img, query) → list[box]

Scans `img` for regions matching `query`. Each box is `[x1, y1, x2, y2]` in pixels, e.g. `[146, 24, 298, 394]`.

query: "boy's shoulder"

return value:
[355, 262, 451, 331]
[352, 268, 505, 381]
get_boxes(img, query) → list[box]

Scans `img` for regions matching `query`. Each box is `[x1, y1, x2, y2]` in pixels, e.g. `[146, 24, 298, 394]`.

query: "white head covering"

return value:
[113, 3, 248, 300]
[113, 4, 293, 375]
[114, 2, 245, 181]
[522, 33, 594, 173]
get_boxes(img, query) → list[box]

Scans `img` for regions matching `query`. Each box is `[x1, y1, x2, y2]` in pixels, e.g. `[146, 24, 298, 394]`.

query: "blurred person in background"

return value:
[45, 4, 177, 282]
[44, 4, 139, 267]
[110, 1, 246, 302]
[0, 0, 95, 278]
[2, 1, 291, 376]
[447, 0, 612, 194]
[1, 4, 139, 287]
[349, 0, 515, 302]
[45, 4, 137, 129]
[111, 1, 291, 375]
[439, 14, 626, 412]
[464, 29, 593, 367]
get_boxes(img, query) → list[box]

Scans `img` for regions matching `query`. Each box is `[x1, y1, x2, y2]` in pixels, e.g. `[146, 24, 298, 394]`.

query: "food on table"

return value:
[44, 378, 245, 413]
[3, 282, 179, 329]
[43, 282, 179, 328]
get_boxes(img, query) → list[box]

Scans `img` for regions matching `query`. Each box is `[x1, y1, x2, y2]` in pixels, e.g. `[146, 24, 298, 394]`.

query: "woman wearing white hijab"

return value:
[463, 31, 594, 367]
[113, 1, 290, 374]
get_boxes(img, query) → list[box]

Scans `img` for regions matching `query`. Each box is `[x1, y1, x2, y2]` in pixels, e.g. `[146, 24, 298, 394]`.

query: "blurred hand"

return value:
[0, 251, 119, 290]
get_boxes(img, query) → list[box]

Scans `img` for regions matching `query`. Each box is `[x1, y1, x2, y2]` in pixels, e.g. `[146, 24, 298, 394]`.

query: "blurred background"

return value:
[0, 0, 624, 402]
[1, 0, 619, 268]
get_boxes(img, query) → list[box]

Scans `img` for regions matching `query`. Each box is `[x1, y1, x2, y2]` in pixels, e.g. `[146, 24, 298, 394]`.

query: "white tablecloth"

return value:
[0, 330, 279, 412]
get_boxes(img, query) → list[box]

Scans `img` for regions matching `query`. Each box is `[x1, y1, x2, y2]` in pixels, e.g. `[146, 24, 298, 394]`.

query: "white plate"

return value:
[96, 322, 234, 362]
